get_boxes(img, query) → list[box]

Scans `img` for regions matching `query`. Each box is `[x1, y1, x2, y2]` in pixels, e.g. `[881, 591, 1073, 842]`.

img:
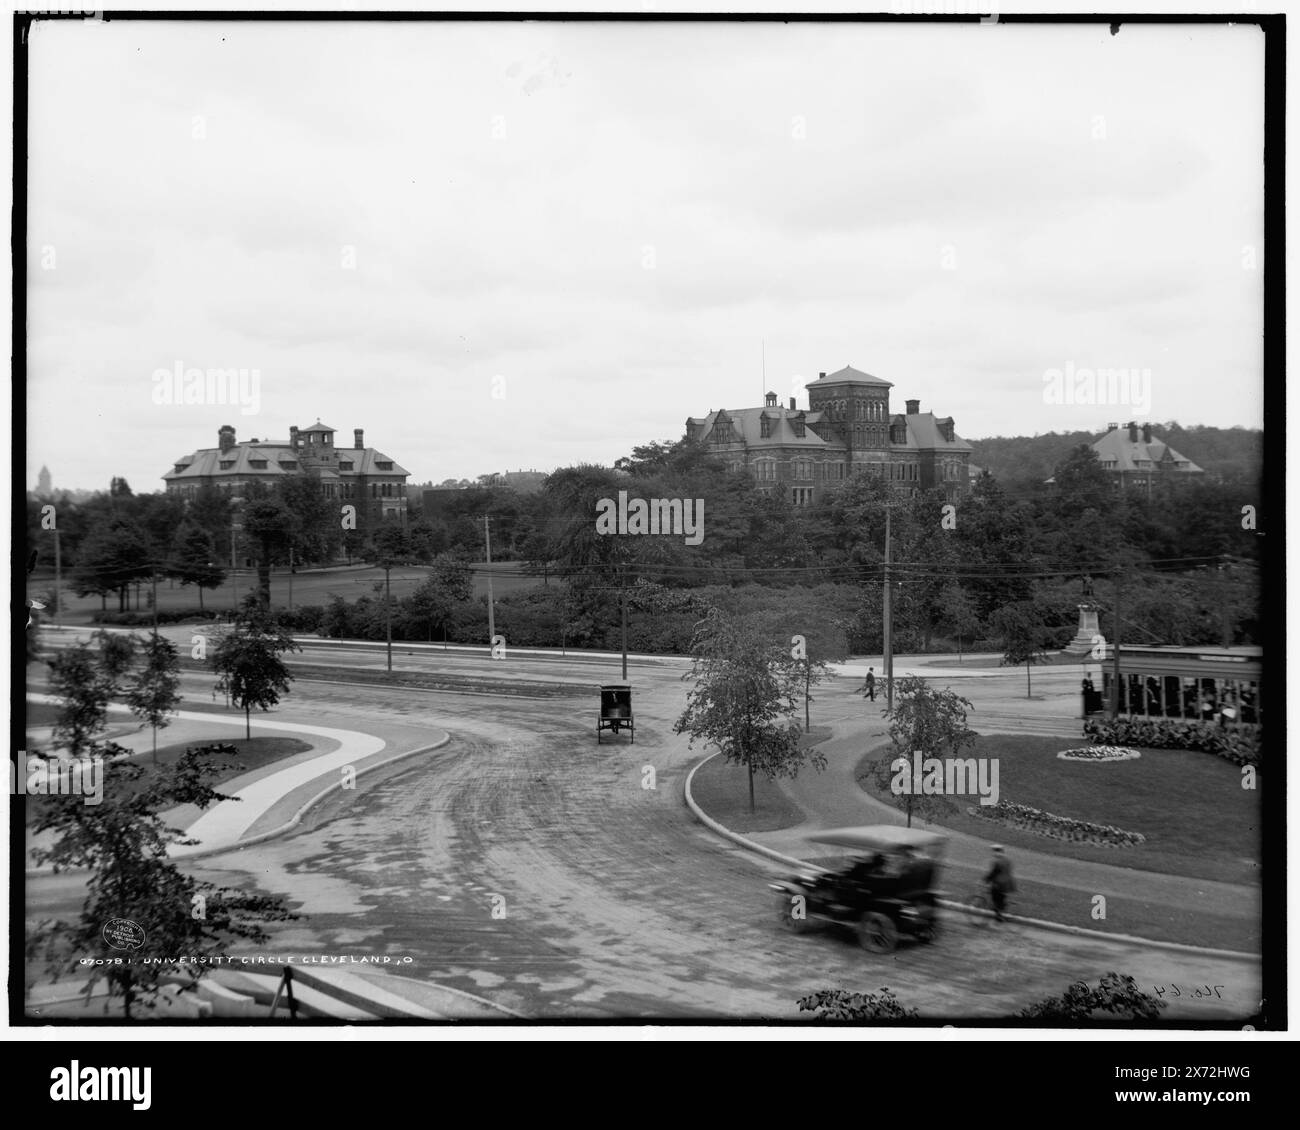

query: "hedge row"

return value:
[1083, 717, 1260, 767]
[92, 608, 225, 626]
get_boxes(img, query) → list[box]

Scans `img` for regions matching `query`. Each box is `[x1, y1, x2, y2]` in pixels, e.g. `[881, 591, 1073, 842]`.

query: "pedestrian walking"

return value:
[984, 844, 1015, 922]
[863, 667, 876, 702]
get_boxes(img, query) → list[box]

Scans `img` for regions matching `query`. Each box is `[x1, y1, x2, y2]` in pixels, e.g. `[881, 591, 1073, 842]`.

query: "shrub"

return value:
[1017, 973, 1167, 1022]
[277, 605, 324, 633]
[970, 800, 1145, 847]
[1084, 717, 1260, 767]
[797, 988, 918, 1020]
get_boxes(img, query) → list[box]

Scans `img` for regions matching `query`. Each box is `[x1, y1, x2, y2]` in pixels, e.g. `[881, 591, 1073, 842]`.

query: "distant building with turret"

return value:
[685, 364, 971, 505]
[163, 420, 409, 533]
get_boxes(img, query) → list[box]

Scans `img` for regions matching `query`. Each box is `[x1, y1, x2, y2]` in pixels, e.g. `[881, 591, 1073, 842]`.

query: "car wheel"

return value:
[775, 892, 812, 934]
[857, 911, 898, 954]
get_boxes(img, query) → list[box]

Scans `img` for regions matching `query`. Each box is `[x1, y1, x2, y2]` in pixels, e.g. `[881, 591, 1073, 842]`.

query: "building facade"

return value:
[1089, 421, 1204, 489]
[163, 421, 410, 533]
[685, 365, 972, 504]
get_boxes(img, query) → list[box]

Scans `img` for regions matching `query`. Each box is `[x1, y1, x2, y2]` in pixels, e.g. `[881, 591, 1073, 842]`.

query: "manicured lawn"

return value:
[23, 736, 313, 825]
[856, 734, 1261, 885]
[690, 727, 828, 833]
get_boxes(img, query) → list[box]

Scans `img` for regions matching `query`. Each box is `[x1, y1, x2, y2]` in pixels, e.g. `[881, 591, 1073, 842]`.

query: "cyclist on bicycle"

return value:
[984, 845, 1015, 922]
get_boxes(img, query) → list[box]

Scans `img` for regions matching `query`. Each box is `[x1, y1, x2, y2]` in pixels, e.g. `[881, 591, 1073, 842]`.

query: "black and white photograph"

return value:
[12, 5, 1281, 1056]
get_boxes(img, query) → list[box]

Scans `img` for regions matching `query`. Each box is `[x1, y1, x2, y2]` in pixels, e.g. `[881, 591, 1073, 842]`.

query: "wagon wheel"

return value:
[857, 911, 897, 954]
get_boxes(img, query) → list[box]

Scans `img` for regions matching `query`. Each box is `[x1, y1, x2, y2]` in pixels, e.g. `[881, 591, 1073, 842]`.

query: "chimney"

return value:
[905, 399, 920, 414]
[218, 425, 236, 453]
[1128, 422, 1138, 443]
[290, 425, 299, 450]
[819, 371, 826, 378]
[789, 397, 796, 410]
[1107, 422, 1118, 432]
[1141, 423, 1152, 444]
[354, 428, 364, 449]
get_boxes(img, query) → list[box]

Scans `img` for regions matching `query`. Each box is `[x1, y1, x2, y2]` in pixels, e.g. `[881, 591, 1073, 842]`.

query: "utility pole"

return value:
[484, 515, 496, 648]
[883, 504, 893, 711]
[53, 527, 61, 626]
[621, 570, 629, 681]
[1219, 556, 1231, 647]
[385, 563, 392, 673]
[1109, 567, 1122, 717]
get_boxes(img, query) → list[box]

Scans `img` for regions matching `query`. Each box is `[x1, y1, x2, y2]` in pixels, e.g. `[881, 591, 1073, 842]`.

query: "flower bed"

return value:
[1057, 745, 1141, 763]
[969, 800, 1146, 848]
[1083, 717, 1260, 767]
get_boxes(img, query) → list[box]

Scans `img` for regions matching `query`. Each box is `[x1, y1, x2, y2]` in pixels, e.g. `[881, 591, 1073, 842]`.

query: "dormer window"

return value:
[339, 460, 354, 471]
[279, 460, 297, 470]
[219, 460, 234, 470]
[760, 417, 772, 439]
[376, 460, 393, 470]
[249, 458, 268, 469]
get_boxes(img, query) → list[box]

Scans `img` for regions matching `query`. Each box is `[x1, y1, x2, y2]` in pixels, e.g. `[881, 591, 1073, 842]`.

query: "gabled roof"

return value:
[1090, 427, 1203, 474]
[165, 444, 300, 480]
[805, 364, 893, 389]
[300, 420, 336, 433]
[689, 406, 836, 449]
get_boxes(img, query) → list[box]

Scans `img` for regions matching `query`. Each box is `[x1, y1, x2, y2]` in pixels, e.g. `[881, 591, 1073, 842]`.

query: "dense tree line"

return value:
[32, 424, 1261, 652]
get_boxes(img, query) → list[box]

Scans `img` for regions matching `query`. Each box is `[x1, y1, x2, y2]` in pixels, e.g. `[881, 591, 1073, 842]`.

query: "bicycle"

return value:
[965, 885, 1011, 928]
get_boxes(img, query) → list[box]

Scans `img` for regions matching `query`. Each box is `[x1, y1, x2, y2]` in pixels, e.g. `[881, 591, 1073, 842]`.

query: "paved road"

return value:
[153, 659, 1259, 1022]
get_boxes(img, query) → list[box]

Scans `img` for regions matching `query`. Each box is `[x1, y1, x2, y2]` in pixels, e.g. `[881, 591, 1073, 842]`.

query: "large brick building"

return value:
[685, 365, 972, 504]
[164, 420, 410, 533]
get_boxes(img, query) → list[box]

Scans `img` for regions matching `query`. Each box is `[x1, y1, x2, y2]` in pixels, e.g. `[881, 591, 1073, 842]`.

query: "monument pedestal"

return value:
[1062, 604, 1102, 658]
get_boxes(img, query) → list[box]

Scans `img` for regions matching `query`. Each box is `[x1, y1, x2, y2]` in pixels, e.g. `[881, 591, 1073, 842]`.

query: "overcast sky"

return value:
[26, 17, 1264, 492]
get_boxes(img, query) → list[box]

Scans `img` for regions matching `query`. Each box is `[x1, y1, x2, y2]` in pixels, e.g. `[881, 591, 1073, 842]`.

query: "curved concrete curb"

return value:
[24, 735, 452, 877]
[173, 734, 453, 862]
[683, 751, 1258, 964]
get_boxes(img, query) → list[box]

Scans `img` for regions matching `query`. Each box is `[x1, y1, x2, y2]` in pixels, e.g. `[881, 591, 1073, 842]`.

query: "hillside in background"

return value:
[966, 422, 1263, 494]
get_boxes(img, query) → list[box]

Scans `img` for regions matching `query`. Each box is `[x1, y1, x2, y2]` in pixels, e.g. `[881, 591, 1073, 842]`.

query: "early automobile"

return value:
[770, 825, 947, 953]
[597, 683, 634, 743]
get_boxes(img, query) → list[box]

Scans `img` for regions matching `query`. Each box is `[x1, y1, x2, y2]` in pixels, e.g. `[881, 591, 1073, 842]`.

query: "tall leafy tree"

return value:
[407, 555, 475, 641]
[170, 521, 226, 611]
[47, 642, 118, 759]
[126, 634, 182, 763]
[72, 518, 152, 612]
[674, 607, 824, 814]
[210, 598, 300, 738]
[27, 748, 297, 1018]
[865, 674, 976, 827]
[989, 599, 1058, 697]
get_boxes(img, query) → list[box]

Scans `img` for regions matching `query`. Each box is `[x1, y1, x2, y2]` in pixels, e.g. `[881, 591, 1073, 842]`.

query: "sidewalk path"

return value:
[25, 695, 447, 862]
[738, 689, 1259, 950]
